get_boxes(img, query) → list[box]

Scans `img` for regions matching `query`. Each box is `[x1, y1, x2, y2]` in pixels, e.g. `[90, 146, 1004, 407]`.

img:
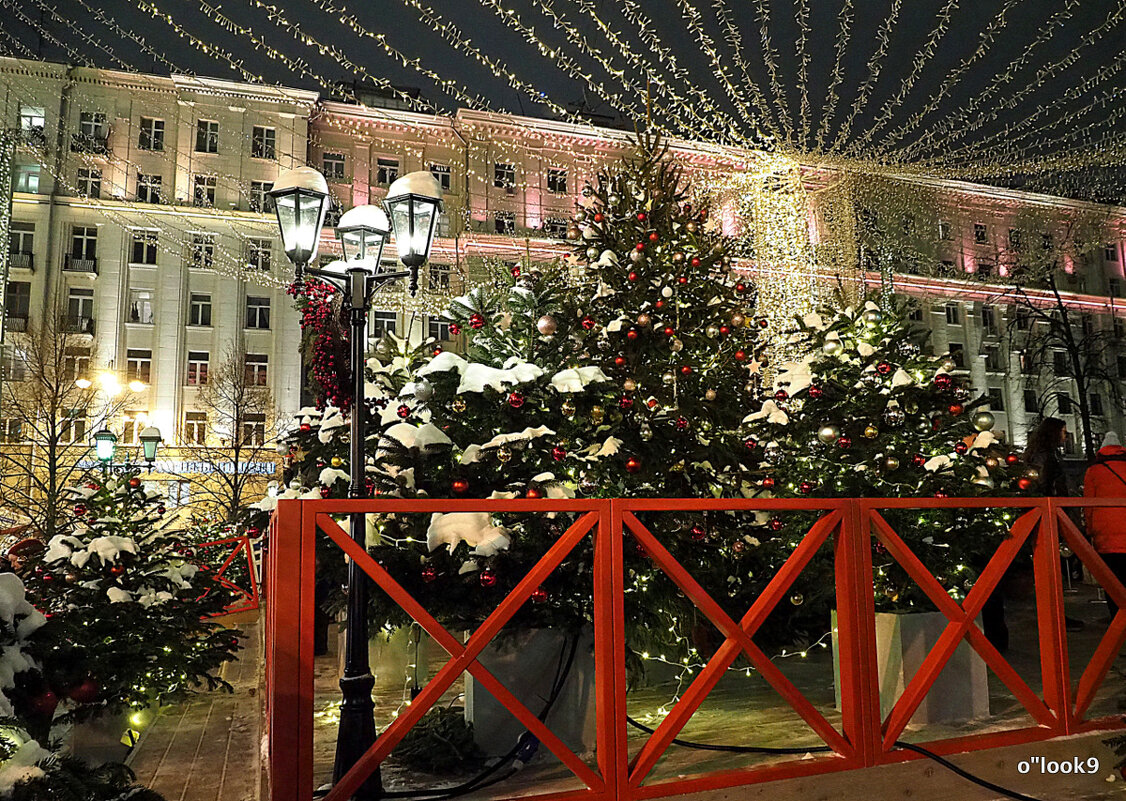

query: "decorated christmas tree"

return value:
[740, 295, 1026, 610]
[272, 136, 803, 670]
[20, 469, 240, 726]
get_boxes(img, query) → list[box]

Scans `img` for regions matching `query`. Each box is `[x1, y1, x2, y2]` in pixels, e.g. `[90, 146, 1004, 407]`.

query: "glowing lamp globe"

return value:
[337, 204, 390, 265]
[139, 426, 162, 463]
[93, 429, 118, 463]
[383, 171, 443, 295]
[269, 166, 330, 276]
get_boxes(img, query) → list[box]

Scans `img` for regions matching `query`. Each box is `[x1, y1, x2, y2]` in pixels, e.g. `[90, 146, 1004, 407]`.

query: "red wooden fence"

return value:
[265, 497, 1126, 801]
[194, 534, 260, 616]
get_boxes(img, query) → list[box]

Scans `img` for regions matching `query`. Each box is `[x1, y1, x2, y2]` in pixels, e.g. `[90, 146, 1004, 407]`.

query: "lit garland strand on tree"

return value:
[741, 296, 1027, 610]
[21, 470, 241, 727]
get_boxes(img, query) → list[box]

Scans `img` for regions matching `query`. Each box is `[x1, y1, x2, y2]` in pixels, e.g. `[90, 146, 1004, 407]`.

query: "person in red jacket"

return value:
[1084, 431, 1126, 618]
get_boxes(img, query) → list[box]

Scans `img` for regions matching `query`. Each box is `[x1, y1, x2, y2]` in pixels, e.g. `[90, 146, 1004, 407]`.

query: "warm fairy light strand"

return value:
[740, 0, 790, 141]
[792, 0, 812, 149]
[828, 0, 903, 154]
[813, 0, 854, 154]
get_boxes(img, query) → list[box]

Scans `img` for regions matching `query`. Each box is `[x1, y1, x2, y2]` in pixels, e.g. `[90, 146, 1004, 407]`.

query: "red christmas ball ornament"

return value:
[690, 524, 707, 541]
[719, 325, 730, 336]
[690, 257, 702, 268]
[469, 313, 486, 329]
[932, 416, 944, 431]
[949, 403, 965, 416]
[808, 385, 823, 399]
[648, 231, 659, 242]
[655, 300, 665, 309]
[1005, 453, 1020, 466]
[67, 678, 101, 704]
[594, 212, 604, 223]
[934, 374, 953, 389]
[128, 477, 141, 489]
[29, 690, 59, 718]
[628, 271, 639, 282]
[646, 398, 659, 409]
[798, 481, 814, 495]
[581, 316, 596, 330]
[507, 392, 526, 409]
[397, 404, 412, 419]
[1017, 477, 1033, 491]
[614, 355, 626, 367]
[954, 441, 969, 455]
[511, 265, 521, 277]
[677, 275, 688, 285]
[248, 526, 262, 539]
[619, 395, 634, 409]
[768, 517, 785, 532]
[552, 446, 567, 461]
[626, 327, 639, 341]
[73, 503, 87, 516]
[449, 323, 461, 336]
[663, 326, 675, 337]
[156, 505, 166, 515]
[452, 479, 469, 494]
[525, 487, 543, 500]
[762, 477, 775, 489]
[757, 318, 769, 329]
[432, 346, 443, 357]
[421, 565, 437, 583]
[734, 350, 746, 362]
[680, 365, 692, 376]
[912, 453, 926, 467]
[625, 456, 642, 474]
[877, 361, 892, 375]
[774, 389, 789, 401]
[675, 416, 689, 430]
[320, 486, 331, 498]
[110, 564, 125, 576]
[479, 568, 498, 587]
[531, 586, 549, 603]
[635, 242, 645, 251]
[744, 438, 758, 450]
[41, 572, 55, 583]
[735, 282, 746, 293]
[636, 212, 646, 221]
[732, 540, 746, 553]
[837, 435, 852, 449]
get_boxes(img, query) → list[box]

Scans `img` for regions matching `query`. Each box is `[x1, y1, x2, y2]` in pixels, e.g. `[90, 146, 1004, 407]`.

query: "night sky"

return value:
[4, 1, 1125, 199]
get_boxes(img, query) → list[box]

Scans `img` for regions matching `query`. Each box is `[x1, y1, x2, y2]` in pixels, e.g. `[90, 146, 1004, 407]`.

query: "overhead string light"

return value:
[813, 0, 854, 154]
[792, 0, 812, 148]
[729, 0, 789, 141]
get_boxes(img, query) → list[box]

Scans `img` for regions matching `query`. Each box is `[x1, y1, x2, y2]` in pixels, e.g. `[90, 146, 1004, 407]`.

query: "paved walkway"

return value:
[127, 614, 261, 801]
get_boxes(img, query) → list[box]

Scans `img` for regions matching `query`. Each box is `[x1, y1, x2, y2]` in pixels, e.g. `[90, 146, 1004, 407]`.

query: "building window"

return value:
[1018, 350, 1035, 374]
[189, 233, 215, 269]
[18, 105, 44, 142]
[494, 162, 515, 190]
[127, 288, 155, 324]
[1110, 278, 1122, 298]
[1116, 318, 1126, 338]
[1052, 350, 1071, 375]
[323, 152, 346, 180]
[973, 223, 988, 244]
[1014, 307, 1031, 330]
[184, 411, 207, 444]
[1064, 431, 1078, 456]
[245, 296, 271, 329]
[130, 230, 158, 265]
[983, 345, 1002, 372]
[8, 222, 33, 255]
[13, 164, 40, 193]
[1056, 392, 1072, 415]
[947, 342, 965, 368]
[376, 157, 399, 186]
[251, 125, 276, 160]
[186, 351, 209, 386]
[428, 316, 453, 341]
[1090, 394, 1105, 416]
[77, 168, 101, 198]
[65, 286, 94, 329]
[371, 310, 397, 338]
[138, 117, 164, 151]
[1081, 314, 1095, 337]
[192, 174, 216, 206]
[121, 411, 148, 445]
[980, 305, 997, 333]
[78, 111, 106, 138]
[246, 239, 272, 271]
[494, 210, 515, 235]
[908, 305, 923, 322]
[126, 349, 152, 383]
[195, 119, 219, 153]
[1023, 389, 1039, 414]
[429, 163, 451, 191]
[976, 260, 994, 279]
[241, 413, 267, 446]
[945, 302, 960, 325]
[543, 217, 568, 238]
[1118, 354, 1126, 377]
[59, 409, 87, 445]
[188, 293, 212, 327]
[0, 418, 22, 443]
[249, 180, 275, 213]
[987, 387, 1006, 412]
[547, 168, 567, 194]
[1008, 228, 1022, 249]
[428, 263, 450, 292]
[4, 281, 30, 327]
[136, 172, 162, 204]
[0, 345, 27, 382]
[937, 220, 953, 241]
[244, 353, 268, 385]
[62, 347, 90, 383]
[1106, 243, 1120, 262]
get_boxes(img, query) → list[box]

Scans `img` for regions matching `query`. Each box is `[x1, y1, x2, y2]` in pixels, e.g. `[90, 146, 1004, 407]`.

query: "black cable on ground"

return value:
[894, 741, 1047, 801]
[625, 715, 833, 755]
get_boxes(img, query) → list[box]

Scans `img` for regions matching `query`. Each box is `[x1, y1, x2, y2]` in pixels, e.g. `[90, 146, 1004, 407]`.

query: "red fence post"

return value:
[836, 500, 881, 766]
[1037, 500, 1073, 734]
[603, 500, 627, 800]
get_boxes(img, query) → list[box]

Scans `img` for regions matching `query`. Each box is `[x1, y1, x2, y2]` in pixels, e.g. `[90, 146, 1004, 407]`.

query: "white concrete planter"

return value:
[833, 609, 989, 725]
[465, 628, 596, 757]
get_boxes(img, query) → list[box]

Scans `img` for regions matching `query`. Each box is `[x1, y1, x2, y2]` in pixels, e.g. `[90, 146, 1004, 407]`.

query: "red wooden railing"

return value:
[265, 497, 1126, 801]
[194, 534, 260, 616]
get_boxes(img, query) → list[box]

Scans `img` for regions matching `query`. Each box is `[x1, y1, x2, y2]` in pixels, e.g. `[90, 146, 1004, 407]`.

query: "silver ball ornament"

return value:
[972, 411, 995, 432]
[670, 338, 684, 352]
[536, 315, 558, 336]
[823, 339, 843, 356]
[413, 378, 434, 402]
[817, 425, 841, 445]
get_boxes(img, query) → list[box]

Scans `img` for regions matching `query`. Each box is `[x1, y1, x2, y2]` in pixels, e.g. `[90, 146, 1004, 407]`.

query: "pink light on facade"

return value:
[965, 256, 977, 274]
[999, 265, 1010, 277]
[1064, 255, 1076, 274]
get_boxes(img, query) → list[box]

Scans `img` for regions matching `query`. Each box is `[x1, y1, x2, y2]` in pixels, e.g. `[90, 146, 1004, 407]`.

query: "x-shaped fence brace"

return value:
[194, 535, 260, 615]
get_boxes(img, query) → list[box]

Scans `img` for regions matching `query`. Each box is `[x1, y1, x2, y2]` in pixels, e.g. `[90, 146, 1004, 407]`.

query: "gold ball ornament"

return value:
[662, 371, 676, 385]
[884, 456, 901, 471]
[706, 325, 720, 338]
[985, 457, 999, 470]
[561, 399, 576, 417]
[452, 398, 467, 413]
[565, 226, 581, 241]
[330, 456, 344, 468]
[670, 338, 684, 352]
[673, 252, 685, 264]
[789, 592, 804, 606]
[497, 447, 513, 463]
[823, 339, 843, 356]
[864, 425, 880, 439]
[623, 378, 638, 392]
[636, 313, 651, 327]
[590, 405, 605, 424]
[730, 313, 745, 328]
[686, 221, 698, 233]
[704, 389, 717, 401]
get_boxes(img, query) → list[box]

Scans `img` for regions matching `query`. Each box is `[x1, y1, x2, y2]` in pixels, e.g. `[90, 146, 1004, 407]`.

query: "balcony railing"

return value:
[17, 127, 45, 148]
[70, 131, 111, 155]
[63, 254, 98, 274]
[3, 315, 28, 333]
[60, 315, 95, 335]
[7, 252, 32, 271]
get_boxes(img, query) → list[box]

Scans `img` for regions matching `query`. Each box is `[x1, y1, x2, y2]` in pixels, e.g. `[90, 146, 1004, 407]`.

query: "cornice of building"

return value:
[316, 101, 457, 135]
[171, 73, 319, 108]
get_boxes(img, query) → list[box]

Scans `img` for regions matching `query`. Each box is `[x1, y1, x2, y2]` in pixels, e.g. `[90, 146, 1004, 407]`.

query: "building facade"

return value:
[2, 57, 1126, 509]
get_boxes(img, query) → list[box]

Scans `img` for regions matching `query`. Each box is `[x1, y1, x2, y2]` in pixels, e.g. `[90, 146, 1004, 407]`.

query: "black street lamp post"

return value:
[271, 169, 442, 799]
